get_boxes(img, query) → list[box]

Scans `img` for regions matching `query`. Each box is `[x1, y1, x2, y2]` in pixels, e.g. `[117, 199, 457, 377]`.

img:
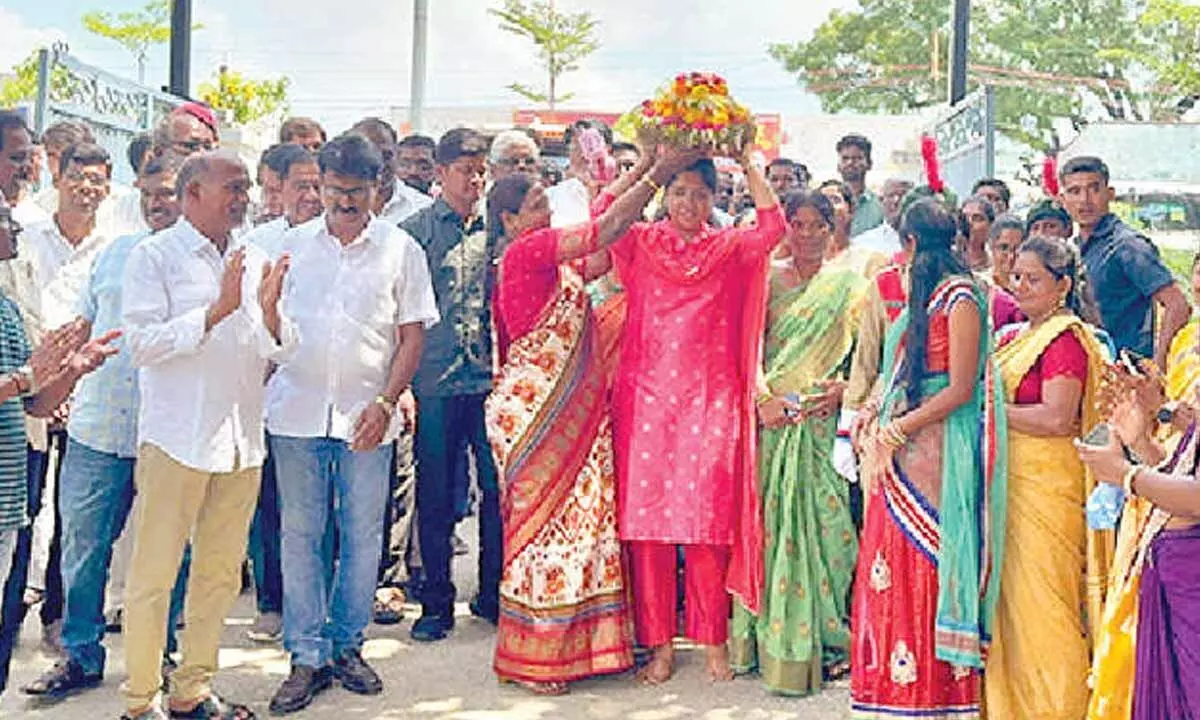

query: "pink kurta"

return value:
[611, 207, 786, 550]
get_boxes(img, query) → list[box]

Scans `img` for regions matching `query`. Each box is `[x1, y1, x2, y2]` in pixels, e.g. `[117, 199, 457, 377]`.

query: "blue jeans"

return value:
[249, 436, 337, 615]
[58, 438, 189, 675]
[272, 435, 390, 668]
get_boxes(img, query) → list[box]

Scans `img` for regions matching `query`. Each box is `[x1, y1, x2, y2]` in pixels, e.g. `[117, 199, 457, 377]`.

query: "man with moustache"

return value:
[242, 142, 322, 645]
[22, 153, 191, 700]
[350, 118, 431, 225]
[396, 135, 436, 196]
[853, 177, 915, 257]
[402, 128, 501, 642]
[266, 134, 436, 714]
[279, 117, 326, 154]
[120, 150, 287, 720]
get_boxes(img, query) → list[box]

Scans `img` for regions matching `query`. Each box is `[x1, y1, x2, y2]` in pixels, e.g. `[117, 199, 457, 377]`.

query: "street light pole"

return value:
[409, 0, 428, 133]
[948, 0, 970, 105]
[169, 0, 192, 97]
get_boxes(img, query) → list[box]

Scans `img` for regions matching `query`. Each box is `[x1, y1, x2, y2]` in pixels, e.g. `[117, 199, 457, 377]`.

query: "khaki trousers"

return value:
[123, 443, 260, 711]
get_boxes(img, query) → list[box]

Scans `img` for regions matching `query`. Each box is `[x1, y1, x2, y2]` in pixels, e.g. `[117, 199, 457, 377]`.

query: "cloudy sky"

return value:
[2, 0, 854, 132]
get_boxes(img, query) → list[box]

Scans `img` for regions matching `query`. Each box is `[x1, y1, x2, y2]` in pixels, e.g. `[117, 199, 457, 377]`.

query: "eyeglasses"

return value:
[500, 156, 539, 169]
[323, 184, 372, 201]
[172, 139, 216, 154]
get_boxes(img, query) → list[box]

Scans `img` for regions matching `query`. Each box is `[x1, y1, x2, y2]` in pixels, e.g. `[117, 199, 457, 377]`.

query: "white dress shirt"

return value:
[33, 183, 145, 239]
[378, 183, 434, 225]
[242, 216, 292, 261]
[123, 219, 280, 473]
[22, 218, 113, 331]
[853, 222, 902, 257]
[266, 216, 439, 443]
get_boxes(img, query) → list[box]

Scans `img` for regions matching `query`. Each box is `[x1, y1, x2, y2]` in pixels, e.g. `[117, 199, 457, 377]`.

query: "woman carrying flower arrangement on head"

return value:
[729, 189, 868, 696]
[849, 198, 1007, 720]
[486, 144, 703, 696]
[611, 73, 783, 685]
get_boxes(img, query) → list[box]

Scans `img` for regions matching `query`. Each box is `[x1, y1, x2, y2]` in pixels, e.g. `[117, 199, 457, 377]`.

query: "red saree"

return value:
[487, 225, 634, 683]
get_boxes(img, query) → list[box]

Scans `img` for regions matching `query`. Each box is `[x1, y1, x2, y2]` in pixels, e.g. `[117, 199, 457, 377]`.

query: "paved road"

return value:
[0, 520, 851, 719]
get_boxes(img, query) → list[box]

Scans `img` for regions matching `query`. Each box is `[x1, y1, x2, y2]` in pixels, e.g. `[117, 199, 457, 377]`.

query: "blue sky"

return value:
[2, 0, 854, 132]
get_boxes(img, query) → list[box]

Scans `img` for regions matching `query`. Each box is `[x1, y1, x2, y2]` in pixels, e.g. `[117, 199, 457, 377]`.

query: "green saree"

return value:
[730, 255, 868, 696]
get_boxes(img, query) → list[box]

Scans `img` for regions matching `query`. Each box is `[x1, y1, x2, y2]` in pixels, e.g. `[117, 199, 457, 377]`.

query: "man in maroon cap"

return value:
[152, 103, 219, 158]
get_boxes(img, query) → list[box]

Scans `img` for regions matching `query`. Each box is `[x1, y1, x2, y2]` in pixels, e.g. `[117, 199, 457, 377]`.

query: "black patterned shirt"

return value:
[402, 199, 496, 398]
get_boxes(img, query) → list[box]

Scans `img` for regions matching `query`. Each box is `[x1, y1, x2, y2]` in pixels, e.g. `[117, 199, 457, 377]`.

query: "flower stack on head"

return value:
[629, 72, 756, 154]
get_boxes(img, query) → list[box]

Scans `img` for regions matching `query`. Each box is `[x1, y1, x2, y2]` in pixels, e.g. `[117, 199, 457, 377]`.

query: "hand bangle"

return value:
[373, 394, 397, 415]
[1122, 463, 1142, 497]
[755, 392, 774, 407]
[644, 176, 662, 192]
[882, 421, 908, 449]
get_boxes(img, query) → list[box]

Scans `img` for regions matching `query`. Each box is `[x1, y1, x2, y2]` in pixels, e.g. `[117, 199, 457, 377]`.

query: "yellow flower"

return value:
[690, 84, 711, 101]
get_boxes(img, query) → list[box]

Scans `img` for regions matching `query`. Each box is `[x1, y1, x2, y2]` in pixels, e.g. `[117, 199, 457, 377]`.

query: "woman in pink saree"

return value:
[609, 147, 784, 684]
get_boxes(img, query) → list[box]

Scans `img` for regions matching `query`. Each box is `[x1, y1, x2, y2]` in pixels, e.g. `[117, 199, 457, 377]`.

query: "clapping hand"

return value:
[207, 248, 246, 329]
[259, 254, 290, 339]
[29, 320, 90, 390]
[66, 329, 121, 377]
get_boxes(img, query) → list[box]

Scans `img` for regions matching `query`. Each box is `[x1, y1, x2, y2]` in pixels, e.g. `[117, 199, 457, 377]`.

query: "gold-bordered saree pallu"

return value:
[986, 315, 1114, 719]
[485, 266, 634, 684]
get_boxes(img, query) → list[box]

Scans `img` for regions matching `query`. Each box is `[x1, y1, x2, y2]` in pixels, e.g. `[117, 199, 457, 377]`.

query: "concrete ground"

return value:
[0, 520, 851, 720]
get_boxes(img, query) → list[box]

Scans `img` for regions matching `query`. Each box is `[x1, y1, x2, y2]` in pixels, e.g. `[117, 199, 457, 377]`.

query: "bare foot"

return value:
[705, 644, 734, 682]
[515, 680, 569, 696]
[636, 644, 675, 685]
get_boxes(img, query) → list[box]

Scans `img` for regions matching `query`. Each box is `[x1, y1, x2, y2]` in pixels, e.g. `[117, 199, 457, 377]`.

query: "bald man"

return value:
[119, 151, 286, 720]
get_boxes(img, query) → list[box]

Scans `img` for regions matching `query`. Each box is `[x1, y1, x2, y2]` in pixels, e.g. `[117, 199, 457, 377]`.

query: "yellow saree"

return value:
[1086, 320, 1200, 719]
[986, 315, 1114, 719]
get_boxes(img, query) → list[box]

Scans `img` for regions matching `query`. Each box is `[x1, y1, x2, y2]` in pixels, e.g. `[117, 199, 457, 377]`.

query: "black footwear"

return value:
[268, 665, 332, 716]
[333, 650, 383, 696]
[409, 612, 454, 642]
[468, 596, 499, 625]
[22, 659, 102, 698]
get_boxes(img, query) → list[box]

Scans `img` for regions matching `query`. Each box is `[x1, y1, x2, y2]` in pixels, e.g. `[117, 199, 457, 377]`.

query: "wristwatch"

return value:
[14, 365, 34, 396]
[373, 394, 397, 415]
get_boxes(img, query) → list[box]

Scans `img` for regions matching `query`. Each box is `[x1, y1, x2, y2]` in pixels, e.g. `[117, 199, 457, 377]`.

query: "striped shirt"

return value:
[0, 293, 30, 531]
[67, 232, 146, 458]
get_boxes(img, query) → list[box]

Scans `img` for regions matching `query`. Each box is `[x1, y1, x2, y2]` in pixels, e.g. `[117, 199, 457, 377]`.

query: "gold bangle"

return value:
[1122, 463, 1142, 497]
[755, 392, 774, 407]
[884, 422, 908, 449]
[644, 176, 662, 192]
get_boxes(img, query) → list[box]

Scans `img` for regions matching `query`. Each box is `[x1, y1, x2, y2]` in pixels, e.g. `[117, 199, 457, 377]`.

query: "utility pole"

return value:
[168, 0, 192, 97]
[948, 0, 970, 104]
[409, 0, 428, 133]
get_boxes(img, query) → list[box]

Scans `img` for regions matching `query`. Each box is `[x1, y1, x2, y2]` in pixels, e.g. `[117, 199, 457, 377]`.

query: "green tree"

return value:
[0, 49, 70, 108]
[488, 0, 600, 108]
[82, 0, 200, 84]
[770, 0, 1192, 150]
[197, 66, 289, 125]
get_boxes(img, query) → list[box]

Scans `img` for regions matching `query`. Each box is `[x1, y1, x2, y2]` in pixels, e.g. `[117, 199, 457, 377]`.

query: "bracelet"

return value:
[16, 365, 35, 395]
[644, 176, 662, 192]
[1122, 463, 1142, 497]
[755, 391, 774, 407]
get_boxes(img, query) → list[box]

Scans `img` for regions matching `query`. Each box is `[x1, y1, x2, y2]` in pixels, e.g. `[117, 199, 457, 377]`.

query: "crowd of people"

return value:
[0, 99, 1195, 720]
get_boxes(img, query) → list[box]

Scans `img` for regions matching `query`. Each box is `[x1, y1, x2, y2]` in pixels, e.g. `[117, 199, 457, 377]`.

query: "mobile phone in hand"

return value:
[1081, 423, 1111, 448]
